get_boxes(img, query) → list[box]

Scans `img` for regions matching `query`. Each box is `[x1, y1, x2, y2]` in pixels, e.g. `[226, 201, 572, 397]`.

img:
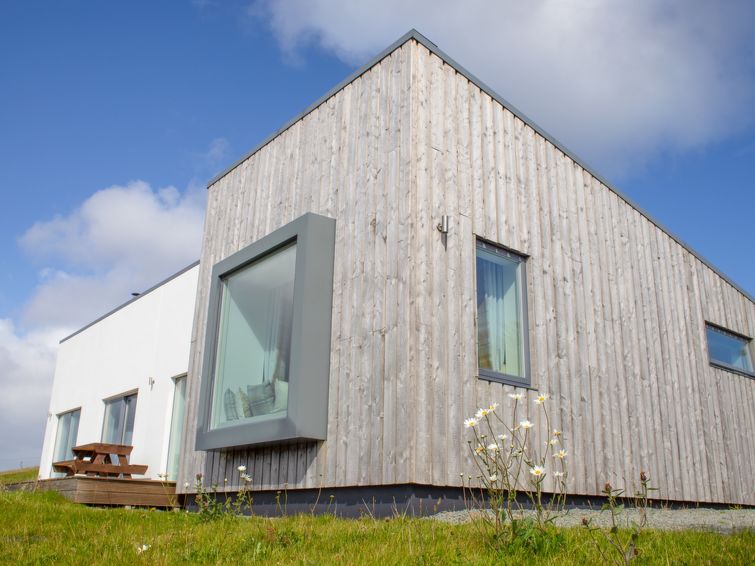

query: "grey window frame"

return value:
[704, 322, 755, 379]
[196, 212, 336, 451]
[475, 238, 532, 388]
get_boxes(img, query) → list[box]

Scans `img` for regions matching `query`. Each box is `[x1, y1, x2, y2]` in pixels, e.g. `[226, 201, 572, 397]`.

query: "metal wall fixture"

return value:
[437, 215, 450, 234]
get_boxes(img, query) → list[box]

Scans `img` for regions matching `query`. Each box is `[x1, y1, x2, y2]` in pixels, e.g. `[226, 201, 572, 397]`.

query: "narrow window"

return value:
[166, 376, 186, 481]
[476, 239, 530, 386]
[211, 242, 296, 429]
[51, 408, 80, 477]
[102, 392, 138, 445]
[705, 323, 754, 377]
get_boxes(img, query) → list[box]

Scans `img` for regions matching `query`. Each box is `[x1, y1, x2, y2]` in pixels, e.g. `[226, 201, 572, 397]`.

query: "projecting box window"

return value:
[475, 239, 531, 387]
[705, 323, 754, 378]
[196, 213, 336, 451]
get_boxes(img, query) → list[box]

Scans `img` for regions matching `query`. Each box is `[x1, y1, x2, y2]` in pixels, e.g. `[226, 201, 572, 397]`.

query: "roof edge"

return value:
[207, 29, 423, 188]
[209, 29, 754, 304]
[59, 260, 200, 344]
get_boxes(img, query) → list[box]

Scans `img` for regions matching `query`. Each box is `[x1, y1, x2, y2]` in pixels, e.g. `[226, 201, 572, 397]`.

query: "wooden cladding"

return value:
[178, 39, 755, 505]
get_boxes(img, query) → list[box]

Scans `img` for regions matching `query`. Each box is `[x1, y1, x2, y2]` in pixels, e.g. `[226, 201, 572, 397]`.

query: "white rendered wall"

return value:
[38, 264, 199, 480]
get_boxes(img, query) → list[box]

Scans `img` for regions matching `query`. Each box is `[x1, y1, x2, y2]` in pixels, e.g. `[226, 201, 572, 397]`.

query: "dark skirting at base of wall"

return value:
[182, 483, 743, 518]
[186, 484, 467, 518]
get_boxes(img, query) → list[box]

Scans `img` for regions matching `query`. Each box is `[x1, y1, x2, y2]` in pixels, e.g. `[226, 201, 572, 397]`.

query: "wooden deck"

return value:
[36, 477, 177, 507]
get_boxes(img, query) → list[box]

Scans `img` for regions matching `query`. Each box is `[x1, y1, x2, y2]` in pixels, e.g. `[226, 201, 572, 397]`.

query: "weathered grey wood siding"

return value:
[178, 38, 755, 505]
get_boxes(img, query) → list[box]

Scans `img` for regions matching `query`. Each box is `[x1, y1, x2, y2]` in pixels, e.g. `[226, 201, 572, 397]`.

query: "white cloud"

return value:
[0, 320, 64, 470]
[20, 181, 203, 280]
[195, 137, 230, 170]
[18, 178, 205, 331]
[253, 0, 755, 177]
[0, 181, 206, 470]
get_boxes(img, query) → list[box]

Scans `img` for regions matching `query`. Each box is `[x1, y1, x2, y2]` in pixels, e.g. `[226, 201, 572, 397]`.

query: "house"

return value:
[38, 263, 199, 481]
[41, 30, 754, 512]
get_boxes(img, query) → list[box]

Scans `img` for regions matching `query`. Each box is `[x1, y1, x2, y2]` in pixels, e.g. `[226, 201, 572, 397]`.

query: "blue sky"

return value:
[0, 0, 753, 469]
[0, 1, 351, 320]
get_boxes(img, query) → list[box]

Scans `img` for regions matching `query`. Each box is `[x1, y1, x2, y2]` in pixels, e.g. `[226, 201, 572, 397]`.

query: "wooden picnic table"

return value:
[53, 442, 148, 478]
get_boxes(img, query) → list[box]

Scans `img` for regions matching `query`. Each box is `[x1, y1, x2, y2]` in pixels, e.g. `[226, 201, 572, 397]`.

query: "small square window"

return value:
[475, 239, 531, 386]
[705, 323, 754, 378]
[196, 213, 336, 450]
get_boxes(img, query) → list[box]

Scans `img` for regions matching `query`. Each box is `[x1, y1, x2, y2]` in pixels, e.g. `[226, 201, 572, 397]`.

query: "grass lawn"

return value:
[0, 490, 752, 565]
[0, 466, 38, 485]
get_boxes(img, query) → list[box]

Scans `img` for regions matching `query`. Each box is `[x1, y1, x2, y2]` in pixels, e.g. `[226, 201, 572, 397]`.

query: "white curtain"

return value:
[262, 284, 293, 383]
[478, 256, 521, 376]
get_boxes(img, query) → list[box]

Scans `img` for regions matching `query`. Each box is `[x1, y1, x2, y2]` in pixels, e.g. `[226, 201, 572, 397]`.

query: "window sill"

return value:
[709, 361, 755, 380]
[477, 370, 535, 390]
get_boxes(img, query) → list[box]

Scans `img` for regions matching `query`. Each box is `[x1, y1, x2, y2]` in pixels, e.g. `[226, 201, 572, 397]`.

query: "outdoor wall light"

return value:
[437, 215, 450, 234]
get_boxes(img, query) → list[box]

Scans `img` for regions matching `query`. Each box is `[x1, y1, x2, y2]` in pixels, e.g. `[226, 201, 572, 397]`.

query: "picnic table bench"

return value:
[53, 443, 148, 478]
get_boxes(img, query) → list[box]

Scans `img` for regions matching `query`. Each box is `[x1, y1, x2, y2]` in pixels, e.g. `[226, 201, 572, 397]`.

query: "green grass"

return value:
[0, 466, 38, 485]
[0, 490, 752, 565]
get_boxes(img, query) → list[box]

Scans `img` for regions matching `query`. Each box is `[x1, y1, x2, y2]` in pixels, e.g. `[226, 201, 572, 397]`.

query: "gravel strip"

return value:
[429, 508, 755, 534]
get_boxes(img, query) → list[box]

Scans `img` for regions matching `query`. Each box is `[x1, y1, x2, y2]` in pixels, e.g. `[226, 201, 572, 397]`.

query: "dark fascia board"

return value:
[59, 261, 200, 344]
[208, 29, 754, 304]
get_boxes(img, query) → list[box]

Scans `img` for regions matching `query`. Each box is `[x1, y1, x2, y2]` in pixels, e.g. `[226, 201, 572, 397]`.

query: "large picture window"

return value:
[196, 213, 336, 451]
[476, 239, 530, 386]
[211, 243, 296, 429]
[705, 323, 754, 378]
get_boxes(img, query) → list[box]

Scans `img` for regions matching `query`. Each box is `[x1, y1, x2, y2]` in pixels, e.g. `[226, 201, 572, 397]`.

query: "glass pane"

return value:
[51, 410, 81, 476]
[123, 394, 138, 445]
[211, 243, 296, 429]
[707, 326, 754, 373]
[476, 245, 525, 378]
[69, 410, 80, 451]
[102, 398, 123, 444]
[166, 377, 186, 480]
[102, 393, 138, 445]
